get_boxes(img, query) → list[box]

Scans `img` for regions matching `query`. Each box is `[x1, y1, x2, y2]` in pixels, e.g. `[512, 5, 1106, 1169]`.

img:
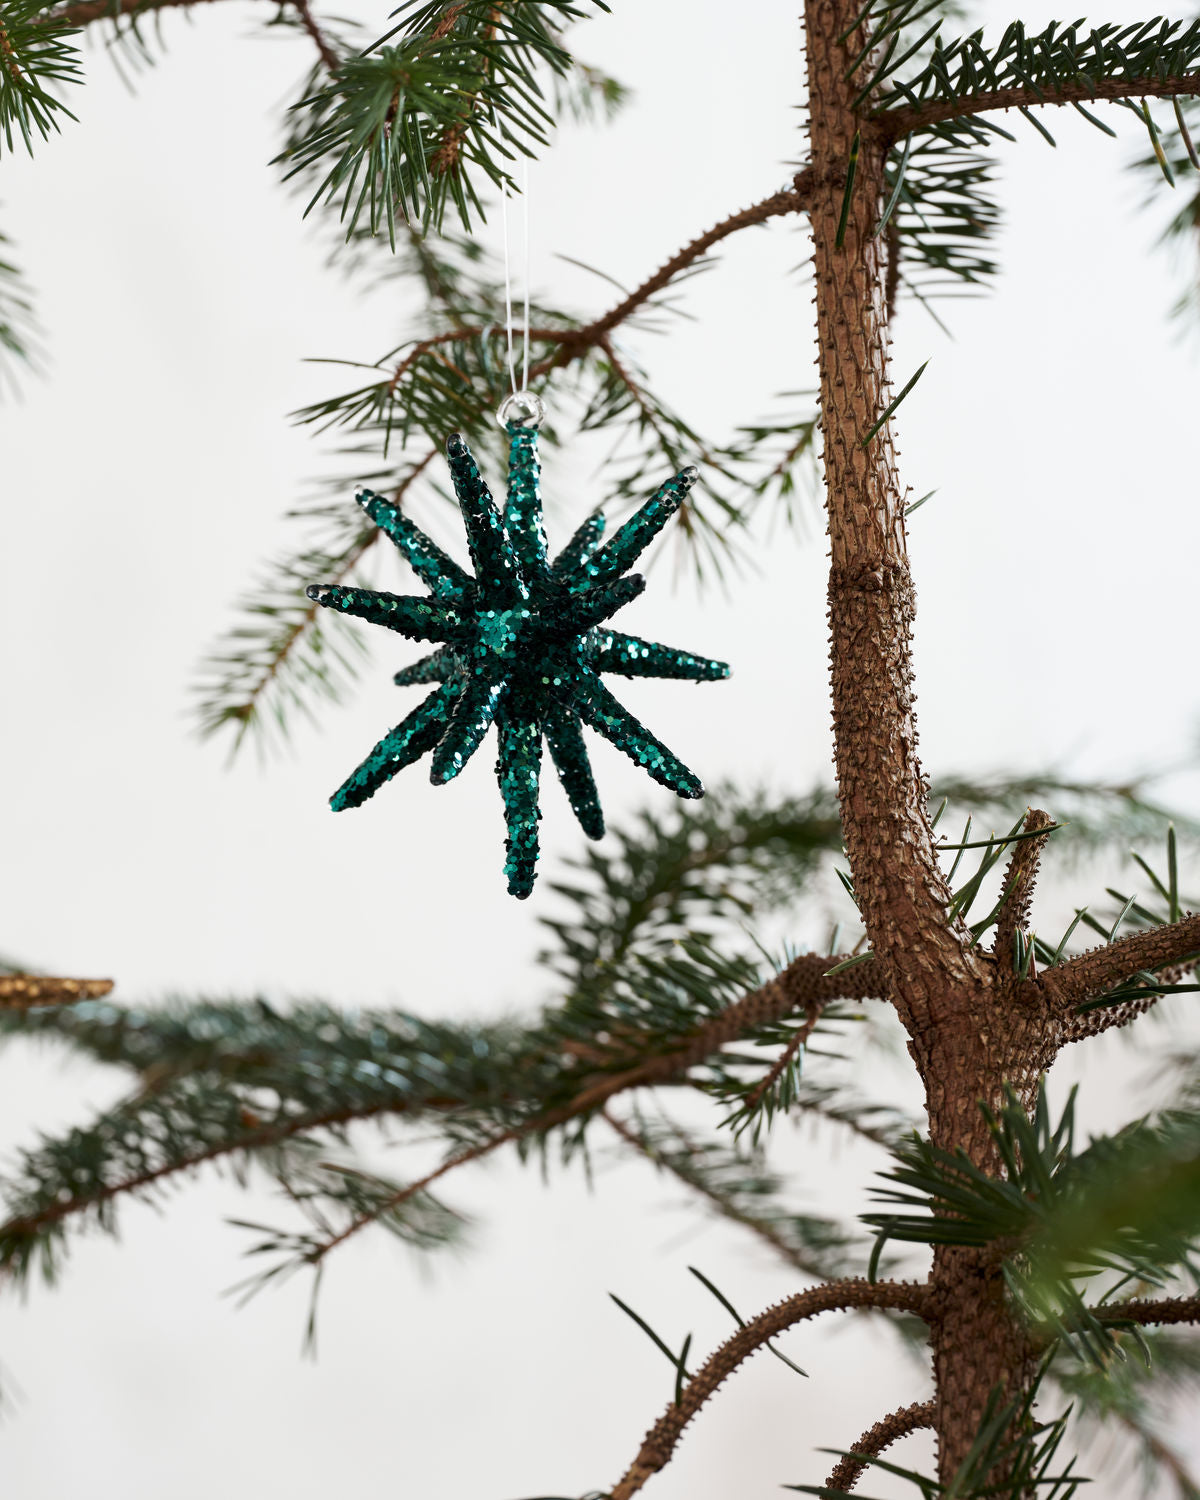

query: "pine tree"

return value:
[4, 0, 1200, 1494]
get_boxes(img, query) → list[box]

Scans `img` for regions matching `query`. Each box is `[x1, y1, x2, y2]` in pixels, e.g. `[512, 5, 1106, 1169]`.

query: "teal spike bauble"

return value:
[306, 419, 729, 898]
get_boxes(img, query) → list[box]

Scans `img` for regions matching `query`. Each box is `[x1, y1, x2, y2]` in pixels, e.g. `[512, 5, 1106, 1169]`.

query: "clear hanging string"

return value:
[497, 158, 544, 429]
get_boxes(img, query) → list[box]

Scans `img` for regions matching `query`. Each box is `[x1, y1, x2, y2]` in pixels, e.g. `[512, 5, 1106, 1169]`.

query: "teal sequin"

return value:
[306, 426, 729, 898]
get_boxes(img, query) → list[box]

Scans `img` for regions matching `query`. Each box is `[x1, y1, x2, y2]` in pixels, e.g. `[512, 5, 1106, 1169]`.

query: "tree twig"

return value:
[288, 0, 339, 72]
[741, 1002, 823, 1117]
[289, 952, 884, 1266]
[1040, 912, 1200, 1016]
[375, 183, 816, 394]
[825, 1399, 935, 1494]
[527, 178, 815, 379]
[1092, 1295, 1200, 1329]
[0, 975, 113, 1009]
[879, 73, 1200, 141]
[991, 808, 1055, 973]
[609, 1279, 932, 1500]
[40, 0, 339, 74]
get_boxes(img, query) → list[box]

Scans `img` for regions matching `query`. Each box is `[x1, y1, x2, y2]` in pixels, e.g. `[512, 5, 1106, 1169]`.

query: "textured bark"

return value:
[826, 1399, 935, 1493]
[805, 0, 984, 1030]
[609, 1279, 932, 1500]
[804, 0, 1055, 1482]
[0, 974, 113, 1008]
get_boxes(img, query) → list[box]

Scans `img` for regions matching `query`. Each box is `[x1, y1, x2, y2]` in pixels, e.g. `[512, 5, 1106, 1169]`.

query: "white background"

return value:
[2, 0, 1200, 1494]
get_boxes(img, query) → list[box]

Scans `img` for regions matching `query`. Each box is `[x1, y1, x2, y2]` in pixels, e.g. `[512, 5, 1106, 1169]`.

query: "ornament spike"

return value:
[589, 629, 730, 682]
[430, 679, 504, 784]
[573, 466, 700, 591]
[575, 670, 704, 799]
[330, 683, 458, 811]
[308, 583, 468, 643]
[393, 648, 456, 687]
[496, 714, 543, 899]
[314, 438, 723, 895]
[356, 488, 474, 604]
[503, 425, 549, 583]
[545, 708, 605, 840]
[445, 434, 524, 603]
[569, 574, 647, 632]
[551, 511, 606, 581]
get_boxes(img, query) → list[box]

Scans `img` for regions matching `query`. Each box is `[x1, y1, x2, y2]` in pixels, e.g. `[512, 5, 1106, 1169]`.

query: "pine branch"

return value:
[885, 73, 1200, 142]
[867, 14, 1200, 137]
[1093, 1295, 1200, 1329]
[319, 183, 811, 386]
[865, 1092, 1200, 1365]
[541, 785, 843, 986]
[0, 974, 112, 1008]
[261, 950, 888, 1268]
[607, 1278, 932, 1500]
[278, 0, 605, 238]
[0, 218, 42, 394]
[1113, 1413, 1200, 1500]
[528, 179, 815, 375]
[40, 0, 265, 26]
[824, 1399, 935, 1494]
[0, 951, 881, 1278]
[0, 1085, 400, 1282]
[740, 1005, 824, 1120]
[289, 0, 338, 73]
[1041, 912, 1200, 1019]
[0, 0, 82, 157]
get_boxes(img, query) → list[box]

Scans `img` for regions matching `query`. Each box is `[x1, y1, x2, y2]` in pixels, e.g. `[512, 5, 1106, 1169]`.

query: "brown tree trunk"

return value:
[803, 0, 1058, 1481]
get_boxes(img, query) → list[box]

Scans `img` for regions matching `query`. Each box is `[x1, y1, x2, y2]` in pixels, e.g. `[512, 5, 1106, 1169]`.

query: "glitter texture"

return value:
[306, 426, 729, 898]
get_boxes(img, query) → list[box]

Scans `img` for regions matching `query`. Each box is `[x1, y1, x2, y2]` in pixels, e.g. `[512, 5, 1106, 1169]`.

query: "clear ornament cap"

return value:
[497, 390, 546, 429]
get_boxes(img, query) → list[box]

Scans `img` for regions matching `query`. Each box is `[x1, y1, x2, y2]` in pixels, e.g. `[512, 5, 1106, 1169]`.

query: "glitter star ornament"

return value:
[307, 395, 729, 898]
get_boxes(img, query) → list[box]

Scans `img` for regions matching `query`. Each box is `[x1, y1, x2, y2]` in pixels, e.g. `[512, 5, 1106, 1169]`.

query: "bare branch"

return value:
[1040, 912, 1200, 1017]
[528, 177, 815, 379]
[1057, 973, 1177, 1045]
[880, 73, 1200, 142]
[43, 0, 265, 28]
[609, 1279, 932, 1500]
[366, 185, 815, 405]
[1093, 1295, 1200, 1330]
[991, 808, 1055, 971]
[741, 1002, 824, 1117]
[288, 0, 339, 72]
[825, 1398, 935, 1494]
[0, 975, 113, 1009]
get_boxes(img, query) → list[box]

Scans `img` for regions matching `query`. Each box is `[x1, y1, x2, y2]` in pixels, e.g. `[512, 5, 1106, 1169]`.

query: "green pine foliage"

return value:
[866, 1088, 1200, 1364]
[0, 0, 81, 157]
[0, 218, 40, 391]
[790, 1379, 1086, 1499]
[279, 0, 611, 238]
[8, 0, 1200, 1493]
